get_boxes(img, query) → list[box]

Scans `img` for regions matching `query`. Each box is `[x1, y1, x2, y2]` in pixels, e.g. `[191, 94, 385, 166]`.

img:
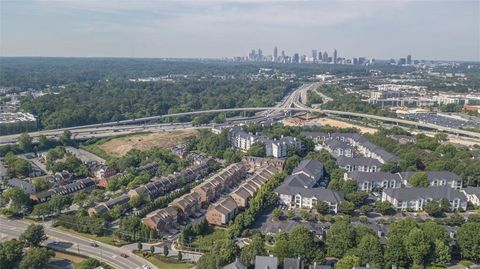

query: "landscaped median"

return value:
[133, 250, 193, 269]
[55, 226, 128, 247]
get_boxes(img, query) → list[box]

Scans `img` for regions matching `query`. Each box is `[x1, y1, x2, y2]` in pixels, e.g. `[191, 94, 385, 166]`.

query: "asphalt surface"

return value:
[0, 217, 157, 269]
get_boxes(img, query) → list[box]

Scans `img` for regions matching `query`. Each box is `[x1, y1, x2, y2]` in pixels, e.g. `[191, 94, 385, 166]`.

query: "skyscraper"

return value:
[293, 53, 300, 64]
[273, 46, 278, 62]
[323, 52, 328, 62]
[318, 51, 322, 61]
[407, 54, 412, 65]
[258, 49, 263, 61]
[333, 49, 338, 64]
[312, 49, 317, 61]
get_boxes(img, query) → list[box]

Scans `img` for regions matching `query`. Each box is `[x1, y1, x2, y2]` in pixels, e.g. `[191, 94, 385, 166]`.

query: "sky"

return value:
[1, 0, 479, 61]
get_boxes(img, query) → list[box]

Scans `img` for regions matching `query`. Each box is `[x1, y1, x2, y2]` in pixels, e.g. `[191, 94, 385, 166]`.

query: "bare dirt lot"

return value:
[283, 116, 378, 134]
[99, 129, 198, 156]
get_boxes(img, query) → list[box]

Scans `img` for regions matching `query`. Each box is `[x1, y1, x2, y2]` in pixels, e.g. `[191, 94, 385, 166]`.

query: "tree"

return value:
[288, 225, 324, 265]
[246, 142, 266, 157]
[404, 228, 431, 267]
[356, 234, 383, 268]
[457, 222, 480, 263]
[345, 191, 368, 208]
[284, 155, 301, 174]
[163, 245, 169, 257]
[315, 200, 330, 215]
[421, 221, 450, 245]
[2, 188, 30, 213]
[385, 219, 418, 269]
[326, 218, 355, 258]
[334, 255, 360, 269]
[433, 239, 451, 267]
[178, 251, 182, 261]
[424, 201, 445, 217]
[286, 210, 294, 219]
[0, 239, 24, 269]
[240, 233, 266, 266]
[60, 130, 72, 146]
[273, 232, 291, 263]
[339, 201, 355, 215]
[20, 224, 47, 247]
[375, 201, 395, 215]
[150, 245, 155, 255]
[19, 247, 54, 269]
[137, 242, 143, 251]
[409, 172, 430, 187]
[17, 133, 33, 152]
[109, 205, 123, 220]
[359, 205, 373, 215]
[129, 195, 144, 208]
[272, 208, 283, 219]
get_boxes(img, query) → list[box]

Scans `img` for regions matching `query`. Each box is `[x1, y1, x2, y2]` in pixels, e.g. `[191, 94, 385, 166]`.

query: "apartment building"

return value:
[336, 156, 381, 172]
[344, 171, 402, 192]
[382, 185, 468, 211]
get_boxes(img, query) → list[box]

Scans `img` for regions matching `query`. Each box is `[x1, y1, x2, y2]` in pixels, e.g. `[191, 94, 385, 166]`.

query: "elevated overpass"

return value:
[1, 106, 480, 144]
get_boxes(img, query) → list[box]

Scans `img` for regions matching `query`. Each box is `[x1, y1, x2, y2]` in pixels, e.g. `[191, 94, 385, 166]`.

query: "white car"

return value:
[142, 265, 151, 269]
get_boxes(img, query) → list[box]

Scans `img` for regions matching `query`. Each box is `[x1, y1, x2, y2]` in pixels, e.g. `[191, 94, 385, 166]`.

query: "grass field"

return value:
[190, 228, 227, 252]
[55, 226, 128, 247]
[138, 254, 193, 269]
[82, 129, 198, 158]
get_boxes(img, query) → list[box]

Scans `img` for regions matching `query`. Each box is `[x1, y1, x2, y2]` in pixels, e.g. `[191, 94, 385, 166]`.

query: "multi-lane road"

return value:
[0, 217, 157, 269]
[2, 80, 480, 143]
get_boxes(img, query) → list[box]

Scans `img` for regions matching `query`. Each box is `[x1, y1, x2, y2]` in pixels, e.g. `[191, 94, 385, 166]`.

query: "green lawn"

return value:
[190, 228, 227, 252]
[80, 143, 112, 161]
[144, 254, 193, 269]
[55, 226, 128, 247]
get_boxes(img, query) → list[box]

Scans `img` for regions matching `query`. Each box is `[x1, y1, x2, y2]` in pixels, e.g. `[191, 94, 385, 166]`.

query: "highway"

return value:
[0, 217, 157, 269]
[2, 81, 480, 144]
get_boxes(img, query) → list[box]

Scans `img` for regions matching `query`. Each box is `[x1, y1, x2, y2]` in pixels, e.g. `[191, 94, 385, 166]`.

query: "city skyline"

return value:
[1, 0, 479, 61]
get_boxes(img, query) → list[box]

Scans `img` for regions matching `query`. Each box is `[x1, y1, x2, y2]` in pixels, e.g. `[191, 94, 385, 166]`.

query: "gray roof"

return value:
[275, 185, 344, 204]
[325, 139, 355, 150]
[336, 156, 381, 167]
[400, 171, 462, 183]
[7, 179, 36, 194]
[223, 259, 247, 269]
[284, 257, 302, 269]
[255, 256, 278, 269]
[292, 159, 324, 178]
[383, 185, 467, 201]
[347, 171, 402, 182]
[284, 174, 317, 188]
[260, 219, 330, 235]
[462, 187, 480, 197]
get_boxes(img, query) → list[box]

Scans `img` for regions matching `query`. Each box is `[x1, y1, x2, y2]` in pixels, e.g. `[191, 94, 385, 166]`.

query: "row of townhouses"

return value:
[141, 162, 248, 235]
[206, 164, 278, 226]
[87, 163, 210, 216]
[30, 178, 96, 203]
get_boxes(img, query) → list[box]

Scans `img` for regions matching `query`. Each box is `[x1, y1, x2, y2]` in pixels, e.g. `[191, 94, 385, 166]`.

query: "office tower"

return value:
[333, 49, 337, 64]
[312, 49, 317, 61]
[407, 54, 412, 65]
[399, 58, 406, 65]
[258, 49, 263, 61]
[353, 58, 358, 65]
[293, 53, 300, 64]
[249, 50, 256, 61]
[273, 46, 278, 62]
[318, 51, 322, 61]
[323, 52, 329, 62]
[358, 57, 366, 65]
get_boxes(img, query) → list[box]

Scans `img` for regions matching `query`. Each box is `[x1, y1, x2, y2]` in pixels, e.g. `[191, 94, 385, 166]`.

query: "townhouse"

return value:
[382, 185, 468, 211]
[31, 178, 96, 203]
[192, 163, 246, 204]
[336, 156, 382, 172]
[141, 206, 179, 233]
[170, 192, 202, 219]
[243, 156, 285, 172]
[136, 162, 159, 176]
[88, 193, 130, 216]
[344, 171, 402, 192]
[89, 163, 116, 180]
[206, 164, 278, 226]
[206, 196, 239, 226]
[7, 178, 36, 194]
[461, 187, 480, 206]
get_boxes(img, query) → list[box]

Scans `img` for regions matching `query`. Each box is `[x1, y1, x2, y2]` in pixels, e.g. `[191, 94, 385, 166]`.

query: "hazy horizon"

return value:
[1, 0, 479, 61]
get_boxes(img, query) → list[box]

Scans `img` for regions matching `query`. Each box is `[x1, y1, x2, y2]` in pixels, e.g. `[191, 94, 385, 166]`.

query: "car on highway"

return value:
[120, 253, 129, 258]
[90, 242, 99, 247]
[142, 265, 151, 269]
